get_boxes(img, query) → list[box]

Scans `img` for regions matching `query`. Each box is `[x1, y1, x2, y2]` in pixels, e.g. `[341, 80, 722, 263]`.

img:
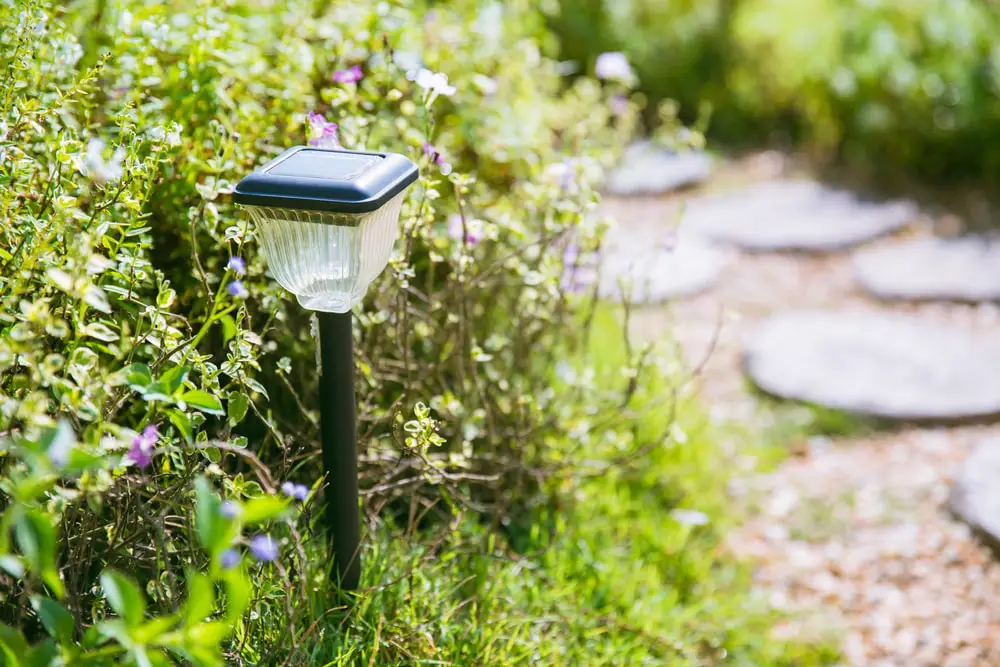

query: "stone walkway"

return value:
[600, 151, 1000, 666]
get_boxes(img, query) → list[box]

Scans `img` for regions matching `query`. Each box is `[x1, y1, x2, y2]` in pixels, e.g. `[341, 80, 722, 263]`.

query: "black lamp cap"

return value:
[233, 146, 419, 214]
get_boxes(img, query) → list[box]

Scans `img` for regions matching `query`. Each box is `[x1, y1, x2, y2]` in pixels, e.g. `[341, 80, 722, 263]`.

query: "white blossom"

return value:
[83, 139, 125, 185]
[595, 52, 634, 83]
[411, 68, 456, 99]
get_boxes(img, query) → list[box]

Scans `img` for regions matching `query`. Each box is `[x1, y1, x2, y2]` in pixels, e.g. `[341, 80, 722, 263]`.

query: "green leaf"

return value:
[0, 556, 23, 578]
[243, 378, 269, 401]
[159, 366, 190, 395]
[219, 315, 237, 344]
[239, 496, 289, 526]
[194, 478, 234, 556]
[222, 570, 250, 623]
[226, 392, 249, 426]
[141, 381, 175, 403]
[184, 572, 215, 626]
[14, 511, 63, 598]
[0, 623, 28, 664]
[100, 570, 146, 628]
[167, 410, 193, 444]
[180, 390, 224, 416]
[30, 597, 74, 644]
[23, 639, 57, 667]
[84, 322, 119, 342]
[124, 364, 153, 391]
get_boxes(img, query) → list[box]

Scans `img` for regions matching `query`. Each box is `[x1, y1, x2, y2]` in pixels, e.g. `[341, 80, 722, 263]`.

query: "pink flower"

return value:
[127, 425, 159, 470]
[307, 111, 340, 149]
[332, 65, 363, 84]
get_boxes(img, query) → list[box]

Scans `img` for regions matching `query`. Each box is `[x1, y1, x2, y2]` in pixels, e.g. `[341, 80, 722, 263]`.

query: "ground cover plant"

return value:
[0, 0, 832, 663]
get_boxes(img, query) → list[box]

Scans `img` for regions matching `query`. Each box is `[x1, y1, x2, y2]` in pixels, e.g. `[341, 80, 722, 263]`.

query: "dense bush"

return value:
[553, 0, 1000, 184]
[0, 0, 831, 664]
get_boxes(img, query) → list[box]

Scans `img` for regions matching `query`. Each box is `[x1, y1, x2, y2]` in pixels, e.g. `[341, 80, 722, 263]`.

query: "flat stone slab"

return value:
[595, 233, 729, 304]
[743, 310, 1000, 421]
[606, 141, 713, 196]
[949, 439, 1000, 556]
[854, 236, 1000, 302]
[684, 180, 917, 251]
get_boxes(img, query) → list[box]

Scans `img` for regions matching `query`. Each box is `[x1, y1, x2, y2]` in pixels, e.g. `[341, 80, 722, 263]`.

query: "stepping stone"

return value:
[743, 310, 1000, 421]
[949, 439, 1000, 556]
[854, 236, 1000, 302]
[684, 180, 917, 251]
[605, 141, 713, 196]
[595, 232, 729, 304]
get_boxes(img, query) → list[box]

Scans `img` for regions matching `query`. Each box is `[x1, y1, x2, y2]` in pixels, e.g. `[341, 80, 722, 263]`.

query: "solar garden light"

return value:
[234, 146, 418, 590]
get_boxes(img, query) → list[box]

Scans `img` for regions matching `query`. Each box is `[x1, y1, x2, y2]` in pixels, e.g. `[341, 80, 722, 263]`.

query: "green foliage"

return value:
[0, 0, 829, 663]
[553, 0, 1000, 183]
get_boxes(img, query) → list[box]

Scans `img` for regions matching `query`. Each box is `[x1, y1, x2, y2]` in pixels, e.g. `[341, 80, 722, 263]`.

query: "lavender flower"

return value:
[422, 142, 453, 175]
[227, 256, 246, 276]
[127, 424, 159, 470]
[595, 52, 633, 83]
[219, 548, 240, 570]
[220, 500, 240, 519]
[249, 534, 278, 563]
[307, 111, 340, 149]
[332, 65, 363, 84]
[227, 280, 248, 299]
[447, 215, 482, 246]
[281, 482, 310, 502]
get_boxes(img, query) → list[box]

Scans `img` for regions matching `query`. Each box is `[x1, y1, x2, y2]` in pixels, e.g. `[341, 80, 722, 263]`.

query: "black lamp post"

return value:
[234, 146, 418, 590]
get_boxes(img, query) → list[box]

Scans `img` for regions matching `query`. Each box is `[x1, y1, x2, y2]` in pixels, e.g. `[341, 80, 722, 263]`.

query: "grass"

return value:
[265, 307, 840, 665]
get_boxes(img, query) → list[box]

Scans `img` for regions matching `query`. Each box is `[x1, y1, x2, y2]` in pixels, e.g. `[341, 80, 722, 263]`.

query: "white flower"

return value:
[595, 52, 633, 83]
[0, 120, 7, 142]
[411, 68, 456, 98]
[671, 509, 709, 526]
[165, 124, 182, 147]
[83, 138, 125, 185]
[148, 126, 166, 142]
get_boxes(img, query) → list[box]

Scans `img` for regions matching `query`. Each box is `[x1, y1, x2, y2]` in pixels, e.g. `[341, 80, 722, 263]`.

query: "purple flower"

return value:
[282, 482, 310, 502]
[422, 142, 453, 175]
[332, 65, 363, 84]
[447, 215, 482, 246]
[219, 548, 240, 570]
[595, 52, 633, 82]
[220, 500, 240, 519]
[560, 243, 599, 294]
[307, 111, 340, 149]
[127, 424, 159, 470]
[227, 256, 246, 276]
[227, 280, 248, 299]
[249, 534, 278, 563]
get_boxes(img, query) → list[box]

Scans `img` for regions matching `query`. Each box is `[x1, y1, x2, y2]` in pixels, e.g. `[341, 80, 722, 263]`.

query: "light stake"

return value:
[235, 146, 418, 590]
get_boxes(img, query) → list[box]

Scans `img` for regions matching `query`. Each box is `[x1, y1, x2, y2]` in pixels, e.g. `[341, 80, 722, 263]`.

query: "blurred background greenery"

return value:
[553, 0, 1000, 192]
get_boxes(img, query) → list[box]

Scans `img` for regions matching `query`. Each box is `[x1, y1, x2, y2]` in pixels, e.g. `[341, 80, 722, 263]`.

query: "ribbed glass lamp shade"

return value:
[233, 146, 418, 312]
[245, 193, 404, 313]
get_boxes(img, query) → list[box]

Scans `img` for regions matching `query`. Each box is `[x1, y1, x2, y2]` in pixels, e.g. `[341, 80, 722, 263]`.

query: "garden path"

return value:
[599, 150, 1000, 666]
